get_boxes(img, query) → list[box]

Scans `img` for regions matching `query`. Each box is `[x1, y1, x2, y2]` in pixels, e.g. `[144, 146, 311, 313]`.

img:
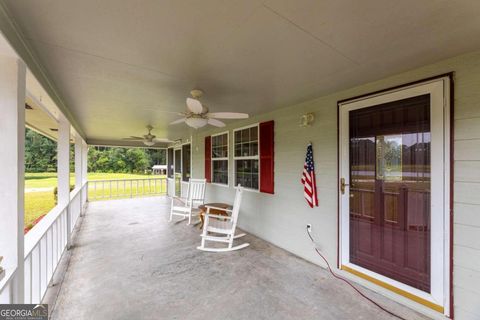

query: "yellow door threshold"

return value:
[341, 265, 444, 314]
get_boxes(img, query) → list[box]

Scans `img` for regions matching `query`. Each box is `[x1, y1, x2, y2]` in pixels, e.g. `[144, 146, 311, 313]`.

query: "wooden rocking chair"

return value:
[197, 185, 249, 252]
[169, 178, 206, 225]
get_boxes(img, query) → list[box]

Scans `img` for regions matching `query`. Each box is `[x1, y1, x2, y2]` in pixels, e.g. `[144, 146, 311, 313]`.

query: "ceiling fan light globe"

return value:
[185, 117, 208, 129]
[143, 140, 155, 147]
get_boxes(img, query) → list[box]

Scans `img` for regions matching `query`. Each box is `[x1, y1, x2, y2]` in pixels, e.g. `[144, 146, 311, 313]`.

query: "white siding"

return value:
[188, 51, 480, 318]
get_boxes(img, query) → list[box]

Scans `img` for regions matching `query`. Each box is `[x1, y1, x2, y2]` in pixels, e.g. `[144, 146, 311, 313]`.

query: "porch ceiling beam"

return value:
[0, 2, 86, 140]
[87, 139, 169, 149]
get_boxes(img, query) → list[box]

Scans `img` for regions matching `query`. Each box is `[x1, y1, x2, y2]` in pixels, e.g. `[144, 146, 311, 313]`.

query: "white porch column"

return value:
[57, 115, 70, 205]
[0, 57, 26, 303]
[81, 141, 88, 206]
[74, 135, 82, 189]
[81, 141, 88, 184]
[57, 115, 71, 247]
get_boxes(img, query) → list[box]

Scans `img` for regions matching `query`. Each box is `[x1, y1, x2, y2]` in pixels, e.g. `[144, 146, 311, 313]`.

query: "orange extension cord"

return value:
[306, 226, 407, 320]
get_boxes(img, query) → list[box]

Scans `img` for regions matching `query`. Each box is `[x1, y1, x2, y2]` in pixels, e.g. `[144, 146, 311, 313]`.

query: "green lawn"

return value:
[24, 172, 165, 231]
[24, 191, 55, 230]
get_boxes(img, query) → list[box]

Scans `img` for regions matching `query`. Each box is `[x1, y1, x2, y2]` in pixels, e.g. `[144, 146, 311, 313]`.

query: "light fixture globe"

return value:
[185, 116, 208, 129]
[143, 140, 155, 147]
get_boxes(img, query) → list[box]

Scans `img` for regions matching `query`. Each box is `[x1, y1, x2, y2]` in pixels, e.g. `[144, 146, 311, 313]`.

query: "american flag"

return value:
[301, 143, 318, 208]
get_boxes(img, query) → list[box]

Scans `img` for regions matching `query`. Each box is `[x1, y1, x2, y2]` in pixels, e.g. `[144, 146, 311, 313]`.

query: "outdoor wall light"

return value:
[300, 112, 315, 127]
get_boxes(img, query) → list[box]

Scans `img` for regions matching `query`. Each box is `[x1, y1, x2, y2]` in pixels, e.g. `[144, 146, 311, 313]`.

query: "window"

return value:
[182, 144, 191, 182]
[211, 132, 228, 185]
[167, 148, 174, 178]
[234, 125, 259, 190]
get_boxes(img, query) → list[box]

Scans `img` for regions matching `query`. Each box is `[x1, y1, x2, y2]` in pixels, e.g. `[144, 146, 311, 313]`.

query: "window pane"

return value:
[235, 130, 241, 143]
[174, 149, 181, 173]
[235, 143, 241, 157]
[182, 144, 191, 182]
[212, 133, 228, 159]
[235, 159, 259, 189]
[250, 127, 258, 141]
[250, 141, 258, 156]
[167, 148, 174, 178]
[241, 128, 249, 142]
[213, 160, 228, 185]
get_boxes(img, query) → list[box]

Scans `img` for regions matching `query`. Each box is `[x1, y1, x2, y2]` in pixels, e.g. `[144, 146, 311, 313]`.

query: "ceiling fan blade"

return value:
[153, 138, 173, 143]
[207, 112, 249, 119]
[186, 98, 203, 114]
[141, 108, 184, 115]
[170, 118, 186, 125]
[122, 136, 144, 141]
[208, 118, 226, 127]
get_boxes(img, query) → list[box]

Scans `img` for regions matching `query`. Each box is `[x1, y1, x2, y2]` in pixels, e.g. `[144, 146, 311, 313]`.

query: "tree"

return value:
[25, 128, 57, 172]
[25, 127, 167, 174]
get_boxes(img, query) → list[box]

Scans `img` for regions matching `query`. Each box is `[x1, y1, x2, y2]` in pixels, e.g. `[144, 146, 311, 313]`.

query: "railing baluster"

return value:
[38, 242, 42, 303]
[29, 254, 33, 303]
[50, 227, 54, 276]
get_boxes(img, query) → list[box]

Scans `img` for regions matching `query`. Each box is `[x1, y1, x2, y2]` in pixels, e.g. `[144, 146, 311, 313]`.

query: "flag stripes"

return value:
[301, 143, 318, 207]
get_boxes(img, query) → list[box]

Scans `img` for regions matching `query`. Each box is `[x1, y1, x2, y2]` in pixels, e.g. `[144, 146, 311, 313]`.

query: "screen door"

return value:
[339, 77, 450, 314]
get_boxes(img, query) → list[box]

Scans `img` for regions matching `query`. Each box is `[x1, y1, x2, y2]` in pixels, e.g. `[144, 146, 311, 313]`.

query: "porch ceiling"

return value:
[3, 1, 480, 144]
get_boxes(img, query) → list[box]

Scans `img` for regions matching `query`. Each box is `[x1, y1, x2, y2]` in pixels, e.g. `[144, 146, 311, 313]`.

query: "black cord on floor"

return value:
[306, 226, 407, 320]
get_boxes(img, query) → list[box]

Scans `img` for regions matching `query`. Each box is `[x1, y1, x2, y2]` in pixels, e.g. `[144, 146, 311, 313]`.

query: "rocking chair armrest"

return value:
[205, 205, 232, 213]
[205, 213, 232, 220]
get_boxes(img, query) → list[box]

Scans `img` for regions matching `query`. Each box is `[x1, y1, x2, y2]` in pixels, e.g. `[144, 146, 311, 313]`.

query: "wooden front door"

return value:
[349, 94, 431, 292]
[339, 77, 451, 314]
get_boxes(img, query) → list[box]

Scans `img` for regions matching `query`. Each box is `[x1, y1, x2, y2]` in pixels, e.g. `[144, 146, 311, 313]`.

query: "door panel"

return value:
[349, 94, 431, 292]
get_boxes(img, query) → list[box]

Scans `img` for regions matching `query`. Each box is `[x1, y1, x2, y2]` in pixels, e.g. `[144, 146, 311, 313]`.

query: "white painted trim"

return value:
[211, 131, 229, 187]
[232, 122, 259, 132]
[338, 77, 451, 316]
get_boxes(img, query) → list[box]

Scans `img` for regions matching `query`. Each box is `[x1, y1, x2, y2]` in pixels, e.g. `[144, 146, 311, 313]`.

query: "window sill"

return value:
[234, 185, 260, 193]
[211, 182, 229, 188]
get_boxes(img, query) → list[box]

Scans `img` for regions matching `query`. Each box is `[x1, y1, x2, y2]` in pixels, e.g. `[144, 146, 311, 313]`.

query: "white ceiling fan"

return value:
[122, 125, 172, 146]
[170, 89, 249, 129]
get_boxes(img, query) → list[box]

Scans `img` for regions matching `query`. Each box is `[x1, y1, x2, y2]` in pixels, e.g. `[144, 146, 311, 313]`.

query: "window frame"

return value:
[233, 123, 260, 192]
[181, 143, 191, 182]
[211, 131, 229, 187]
[167, 147, 174, 178]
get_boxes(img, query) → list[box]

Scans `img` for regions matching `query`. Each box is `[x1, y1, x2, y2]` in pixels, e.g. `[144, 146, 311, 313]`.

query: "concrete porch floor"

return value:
[49, 197, 429, 320]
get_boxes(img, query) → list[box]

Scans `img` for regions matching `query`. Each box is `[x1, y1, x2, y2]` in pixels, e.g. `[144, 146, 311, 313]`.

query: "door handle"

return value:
[340, 178, 349, 195]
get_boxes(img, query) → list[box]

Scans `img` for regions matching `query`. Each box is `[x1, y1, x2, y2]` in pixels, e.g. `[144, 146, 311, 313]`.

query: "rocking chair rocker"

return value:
[197, 185, 249, 252]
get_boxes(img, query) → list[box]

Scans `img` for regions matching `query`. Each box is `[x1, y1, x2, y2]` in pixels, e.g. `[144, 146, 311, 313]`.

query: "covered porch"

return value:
[48, 197, 425, 320]
[1, 1, 480, 319]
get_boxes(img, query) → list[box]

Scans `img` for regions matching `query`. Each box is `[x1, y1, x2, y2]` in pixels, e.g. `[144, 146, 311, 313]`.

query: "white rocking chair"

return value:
[197, 185, 249, 252]
[169, 178, 206, 225]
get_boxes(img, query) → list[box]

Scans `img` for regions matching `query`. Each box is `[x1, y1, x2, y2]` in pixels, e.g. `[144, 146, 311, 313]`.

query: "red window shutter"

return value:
[259, 120, 274, 194]
[205, 136, 212, 182]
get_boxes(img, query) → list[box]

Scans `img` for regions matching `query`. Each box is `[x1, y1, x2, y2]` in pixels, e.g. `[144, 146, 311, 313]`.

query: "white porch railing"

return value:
[87, 178, 167, 201]
[166, 178, 189, 198]
[0, 182, 87, 304]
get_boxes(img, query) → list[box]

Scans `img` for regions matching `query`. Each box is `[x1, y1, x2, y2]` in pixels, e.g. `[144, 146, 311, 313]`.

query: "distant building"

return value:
[152, 164, 167, 175]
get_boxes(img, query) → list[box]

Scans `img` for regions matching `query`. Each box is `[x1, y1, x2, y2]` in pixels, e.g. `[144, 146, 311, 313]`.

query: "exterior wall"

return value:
[189, 51, 480, 319]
